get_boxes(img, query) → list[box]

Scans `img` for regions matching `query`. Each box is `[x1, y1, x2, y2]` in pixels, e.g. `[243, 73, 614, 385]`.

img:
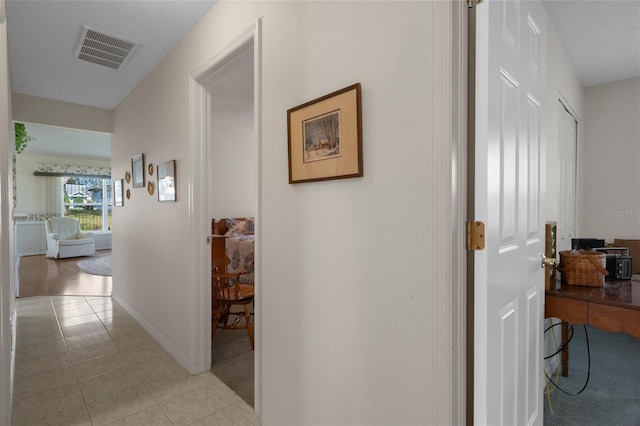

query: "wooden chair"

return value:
[211, 257, 255, 350]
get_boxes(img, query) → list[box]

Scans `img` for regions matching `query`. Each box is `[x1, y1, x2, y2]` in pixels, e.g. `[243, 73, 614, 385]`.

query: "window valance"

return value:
[33, 163, 111, 179]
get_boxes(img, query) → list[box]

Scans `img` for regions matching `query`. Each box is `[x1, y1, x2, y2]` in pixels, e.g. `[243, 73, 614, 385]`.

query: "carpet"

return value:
[543, 324, 640, 424]
[211, 328, 254, 407]
[77, 253, 112, 276]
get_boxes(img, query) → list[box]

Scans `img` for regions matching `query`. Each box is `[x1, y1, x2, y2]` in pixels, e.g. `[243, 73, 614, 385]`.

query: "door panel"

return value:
[474, 0, 547, 425]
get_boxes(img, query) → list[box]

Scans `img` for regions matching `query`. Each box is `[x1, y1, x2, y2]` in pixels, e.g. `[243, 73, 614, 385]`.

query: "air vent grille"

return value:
[74, 26, 139, 70]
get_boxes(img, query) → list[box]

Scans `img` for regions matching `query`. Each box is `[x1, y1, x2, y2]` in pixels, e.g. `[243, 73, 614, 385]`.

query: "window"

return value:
[63, 177, 112, 231]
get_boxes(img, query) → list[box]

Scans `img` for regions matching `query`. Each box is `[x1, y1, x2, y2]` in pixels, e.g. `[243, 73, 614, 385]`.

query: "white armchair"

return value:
[45, 217, 96, 259]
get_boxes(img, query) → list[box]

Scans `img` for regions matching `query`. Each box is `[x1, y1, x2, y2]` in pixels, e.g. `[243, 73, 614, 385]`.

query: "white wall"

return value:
[208, 48, 256, 218]
[14, 153, 110, 213]
[545, 20, 584, 222]
[12, 93, 113, 133]
[209, 126, 255, 218]
[580, 77, 640, 241]
[112, 2, 444, 425]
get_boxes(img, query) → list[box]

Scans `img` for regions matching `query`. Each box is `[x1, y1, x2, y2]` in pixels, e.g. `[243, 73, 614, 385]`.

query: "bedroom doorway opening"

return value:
[191, 23, 260, 410]
[206, 41, 256, 408]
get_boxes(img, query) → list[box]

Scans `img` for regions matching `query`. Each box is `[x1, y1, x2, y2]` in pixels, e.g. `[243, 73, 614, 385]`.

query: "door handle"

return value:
[541, 254, 558, 269]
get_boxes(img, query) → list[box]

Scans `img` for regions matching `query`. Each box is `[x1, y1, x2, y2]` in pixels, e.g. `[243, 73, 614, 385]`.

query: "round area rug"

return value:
[77, 253, 112, 276]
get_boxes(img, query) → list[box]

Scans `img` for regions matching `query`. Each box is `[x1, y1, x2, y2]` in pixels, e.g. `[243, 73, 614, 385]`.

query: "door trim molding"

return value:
[428, 0, 467, 423]
[0, 1, 16, 422]
[452, 1, 469, 425]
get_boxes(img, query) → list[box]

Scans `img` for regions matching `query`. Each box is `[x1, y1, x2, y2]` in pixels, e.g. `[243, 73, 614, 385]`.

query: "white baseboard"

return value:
[110, 292, 199, 374]
[544, 354, 559, 378]
[544, 317, 561, 380]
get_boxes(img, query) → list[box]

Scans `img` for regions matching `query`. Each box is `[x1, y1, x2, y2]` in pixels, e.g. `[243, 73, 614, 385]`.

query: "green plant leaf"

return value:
[14, 122, 34, 154]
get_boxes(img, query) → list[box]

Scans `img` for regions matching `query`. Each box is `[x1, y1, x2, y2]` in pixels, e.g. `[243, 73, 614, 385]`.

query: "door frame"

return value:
[450, 1, 469, 424]
[428, 0, 470, 423]
[187, 19, 262, 404]
[0, 0, 16, 423]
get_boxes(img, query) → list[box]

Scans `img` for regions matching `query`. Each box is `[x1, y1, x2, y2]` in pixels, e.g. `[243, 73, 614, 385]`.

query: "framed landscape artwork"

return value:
[287, 83, 363, 184]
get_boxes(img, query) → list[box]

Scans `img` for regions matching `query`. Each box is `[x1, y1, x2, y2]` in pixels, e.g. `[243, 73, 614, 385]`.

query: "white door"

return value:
[473, 0, 546, 425]
[557, 102, 577, 252]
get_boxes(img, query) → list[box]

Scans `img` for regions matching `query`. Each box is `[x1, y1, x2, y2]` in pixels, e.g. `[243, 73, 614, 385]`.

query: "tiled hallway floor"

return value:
[13, 295, 258, 426]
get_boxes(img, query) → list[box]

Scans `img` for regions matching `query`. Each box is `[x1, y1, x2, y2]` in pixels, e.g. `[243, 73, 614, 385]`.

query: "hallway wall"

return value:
[112, 2, 444, 425]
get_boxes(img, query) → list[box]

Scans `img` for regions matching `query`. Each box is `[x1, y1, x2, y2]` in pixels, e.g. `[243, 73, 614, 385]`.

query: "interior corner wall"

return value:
[545, 20, 584, 222]
[112, 2, 439, 425]
[580, 77, 640, 241]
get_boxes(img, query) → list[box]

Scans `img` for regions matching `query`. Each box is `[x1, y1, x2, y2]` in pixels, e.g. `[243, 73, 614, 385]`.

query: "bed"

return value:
[211, 217, 255, 284]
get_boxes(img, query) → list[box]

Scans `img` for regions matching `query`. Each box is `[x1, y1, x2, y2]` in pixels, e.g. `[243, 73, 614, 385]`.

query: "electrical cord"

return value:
[544, 325, 561, 413]
[543, 321, 591, 396]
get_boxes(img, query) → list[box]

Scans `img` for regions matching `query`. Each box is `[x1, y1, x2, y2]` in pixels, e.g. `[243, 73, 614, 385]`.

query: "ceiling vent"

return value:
[73, 26, 139, 70]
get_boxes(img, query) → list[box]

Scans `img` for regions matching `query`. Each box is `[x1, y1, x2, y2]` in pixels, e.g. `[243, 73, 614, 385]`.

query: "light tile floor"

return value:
[12, 295, 258, 426]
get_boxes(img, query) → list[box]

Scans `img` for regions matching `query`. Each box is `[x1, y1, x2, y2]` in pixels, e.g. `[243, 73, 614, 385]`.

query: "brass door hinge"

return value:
[468, 0, 484, 8]
[466, 221, 485, 251]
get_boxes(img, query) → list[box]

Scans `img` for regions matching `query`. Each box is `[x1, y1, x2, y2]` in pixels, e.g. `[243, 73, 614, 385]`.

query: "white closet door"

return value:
[557, 101, 577, 252]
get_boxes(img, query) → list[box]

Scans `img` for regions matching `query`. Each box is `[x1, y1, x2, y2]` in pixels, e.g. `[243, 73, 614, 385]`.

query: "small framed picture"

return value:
[131, 154, 145, 188]
[157, 160, 176, 202]
[287, 83, 363, 184]
[113, 179, 124, 206]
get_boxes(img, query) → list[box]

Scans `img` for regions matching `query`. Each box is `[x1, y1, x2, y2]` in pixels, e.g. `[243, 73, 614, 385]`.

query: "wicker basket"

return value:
[558, 250, 608, 287]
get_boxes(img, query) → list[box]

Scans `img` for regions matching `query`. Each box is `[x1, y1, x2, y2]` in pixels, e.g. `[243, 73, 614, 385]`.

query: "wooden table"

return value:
[545, 280, 640, 376]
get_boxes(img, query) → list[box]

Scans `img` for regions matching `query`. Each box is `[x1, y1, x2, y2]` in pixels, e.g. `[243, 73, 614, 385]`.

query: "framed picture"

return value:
[157, 160, 176, 202]
[113, 179, 124, 206]
[131, 154, 145, 188]
[287, 83, 362, 184]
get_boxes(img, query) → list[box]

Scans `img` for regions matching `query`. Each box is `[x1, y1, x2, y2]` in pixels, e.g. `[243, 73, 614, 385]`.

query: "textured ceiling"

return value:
[7, 1, 639, 159]
[7, 0, 217, 160]
[6, 0, 218, 110]
[542, 0, 640, 87]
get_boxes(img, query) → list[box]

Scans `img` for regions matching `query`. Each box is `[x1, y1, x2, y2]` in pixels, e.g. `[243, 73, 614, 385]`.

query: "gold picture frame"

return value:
[287, 83, 363, 184]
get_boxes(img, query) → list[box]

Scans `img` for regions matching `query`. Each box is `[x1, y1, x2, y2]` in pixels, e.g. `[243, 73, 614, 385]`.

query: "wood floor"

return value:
[17, 251, 112, 298]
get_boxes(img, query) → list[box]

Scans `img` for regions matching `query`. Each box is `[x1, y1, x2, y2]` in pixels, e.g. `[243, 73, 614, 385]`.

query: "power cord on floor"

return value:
[543, 321, 592, 407]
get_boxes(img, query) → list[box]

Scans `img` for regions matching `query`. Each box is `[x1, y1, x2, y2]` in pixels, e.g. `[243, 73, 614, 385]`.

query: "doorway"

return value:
[205, 41, 256, 407]
[188, 21, 261, 410]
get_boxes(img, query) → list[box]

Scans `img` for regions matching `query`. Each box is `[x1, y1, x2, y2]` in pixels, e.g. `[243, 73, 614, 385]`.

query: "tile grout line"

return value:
[90, 298, 240, 426]
[50, 295, 95, 425]
[16, 295, 253, 425]
[90, 295, 176, 425]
